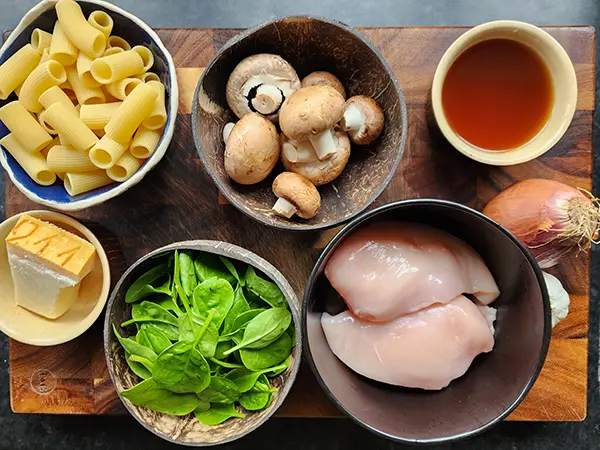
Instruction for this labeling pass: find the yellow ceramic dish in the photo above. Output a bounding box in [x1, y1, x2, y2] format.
[0, 210, 110, 346]
[431, 20, 577, 166]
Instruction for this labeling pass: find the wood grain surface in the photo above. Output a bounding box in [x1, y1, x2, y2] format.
[6, 26, 594, 421]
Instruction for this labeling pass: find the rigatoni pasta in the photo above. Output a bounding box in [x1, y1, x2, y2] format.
[107, 151, 142, 182]
[105, 83, 157, 143]
[132, 46, 154, 72]
[0, 3, 168, 196]
[47, 144, 97, 172]
[49, 21, 78, 66]
[88, 11, 113, 38]
[55, 0, 106, 58]
[89, 135, 129, 168]
[144, 81, 167, 130]
[31, 29, 52, 54]
[0, 101, 52, 152]
[19, 60, 67, 113]
[90, 50, 144, 84]
[76, 51, 101, 88]
[130, 127, 162, 159]
[64, 170, 114, 195]
[0, 133, 56, 186]
[42, 102, 99, 152]
[0, 44, 41, 100]
[79, 102, 122, 130]
[66, 66, 105, 105]
[107, 36, 131, 51]
[106, 77, 141, 100]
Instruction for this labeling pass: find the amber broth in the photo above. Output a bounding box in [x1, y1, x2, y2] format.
[441, 39, 553, 151]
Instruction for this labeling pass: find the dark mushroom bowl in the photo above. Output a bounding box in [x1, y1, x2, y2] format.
[303, 199, 551, 444]
[104, 240, 302, 446]
[192, 16, 407, 231]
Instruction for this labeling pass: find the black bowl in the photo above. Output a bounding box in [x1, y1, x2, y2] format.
[192, 16, 407, 231]
[302, 199, 551, 444]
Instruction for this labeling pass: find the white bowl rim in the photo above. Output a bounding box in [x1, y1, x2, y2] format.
[0, 0, 178, 211]
[0, 210, 111, 346]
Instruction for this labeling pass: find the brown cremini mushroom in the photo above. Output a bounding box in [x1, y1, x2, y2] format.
[279, 85, 345, 161]
[222, 122, 235, 143]
[272, 171, 321, 219]
[301, 71, 346, 99]
[226, 54, 301, 122]
[224, 113, 280, 185]
[340, 95, 384, 145]
[281, 130, 350, 186]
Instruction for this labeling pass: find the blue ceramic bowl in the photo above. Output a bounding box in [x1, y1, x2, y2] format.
[0, 0, 178, 211]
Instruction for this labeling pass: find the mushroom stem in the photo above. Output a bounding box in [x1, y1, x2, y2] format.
[251, 84, 283, 115]
[282, 140, 318, 163]
[341, 103, 365, 131]
[272, 197, 297, 218]
[308, 129, 338, 161]
[222, 122, 235, 143]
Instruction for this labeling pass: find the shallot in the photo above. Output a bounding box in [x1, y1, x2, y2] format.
[483, 179, 599, 268]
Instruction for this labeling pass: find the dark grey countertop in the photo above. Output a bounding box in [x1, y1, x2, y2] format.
[0, 0, 598, 449]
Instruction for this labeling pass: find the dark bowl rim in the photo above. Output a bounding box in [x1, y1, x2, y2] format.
[191, 15, 408, 232]
[301, 198, 552, 445]
[103, 240, 302, 447]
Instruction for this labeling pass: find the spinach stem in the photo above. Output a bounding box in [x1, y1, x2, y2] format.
[193, 308, 216, 348]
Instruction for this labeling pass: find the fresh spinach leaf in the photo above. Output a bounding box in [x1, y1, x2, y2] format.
[192, 279, 234, 330]
[156, 296, 182, 317]
[225, 368, 263, 393]
[179, 314, 218, 358]
[222, 287, 250, 334]
[121, 378, 201, 415]
[251, 374, 278, 394]
[152, 309, 216, 394]
[194, 403, 245, 425]
[113, 324, 158, 367]
[197, 376, 241, 404]
[239, 390, 271, 411]
[126, 263, 171, 303]
[240, 331, 292, 371]
[195, 399, 211, 413]
[179, 251, 197, 297]
[140, 322, 179, 342]
[194, 253, 236, 285]
[265, 355, 292, 377]
[129, 354, 155, 371]
[286, 322, 296, 343]
[137, 327, 171, 354]
[244, 266, 285, 308]
[125, 351, 152, 380]
[223, 308, 291, 355]
[174, 250, 195, 323]
[220, 309, 265, 340]
[214, 341, 233, 360]
[122, 301, 179, 328]
[219, 256, 242, 285]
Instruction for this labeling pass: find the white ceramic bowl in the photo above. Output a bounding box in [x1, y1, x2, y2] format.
[0, 0, 178, 211]
[0, 210, 110, 346]
[431, 20, 577, 166]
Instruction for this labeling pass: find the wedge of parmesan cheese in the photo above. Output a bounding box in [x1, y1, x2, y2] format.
[5, 214, 96, 319]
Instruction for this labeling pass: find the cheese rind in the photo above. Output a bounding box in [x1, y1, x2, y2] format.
[5, 214, 96, 281]
[5, 214, 96, 319]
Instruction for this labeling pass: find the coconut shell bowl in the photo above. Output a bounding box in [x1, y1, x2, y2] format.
[192, 16, 407, 231]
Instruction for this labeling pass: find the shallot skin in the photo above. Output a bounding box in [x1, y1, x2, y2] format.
[483, 179, 598, 268]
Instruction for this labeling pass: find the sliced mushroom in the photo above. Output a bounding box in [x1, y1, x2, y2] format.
[279, 85, 345, 161]
[282, 130, 350, 186]
[224, 113, 280, 185]
[226, 54, 301, 122]
[340, 95, 384, 145]
[272, 171, 321, 219]
[281, 135, 319, 164]
[301, 71, 346, 99]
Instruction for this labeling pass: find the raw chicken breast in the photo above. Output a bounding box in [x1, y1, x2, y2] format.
[325, 221, 500, 322]
[321, 296, 495, 390]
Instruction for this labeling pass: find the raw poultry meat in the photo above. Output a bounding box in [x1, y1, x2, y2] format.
[321, 295, 495, 390]
[325, 221, 500, 322]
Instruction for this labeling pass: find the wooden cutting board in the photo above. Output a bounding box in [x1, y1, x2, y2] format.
[6, 26, 594, 421]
